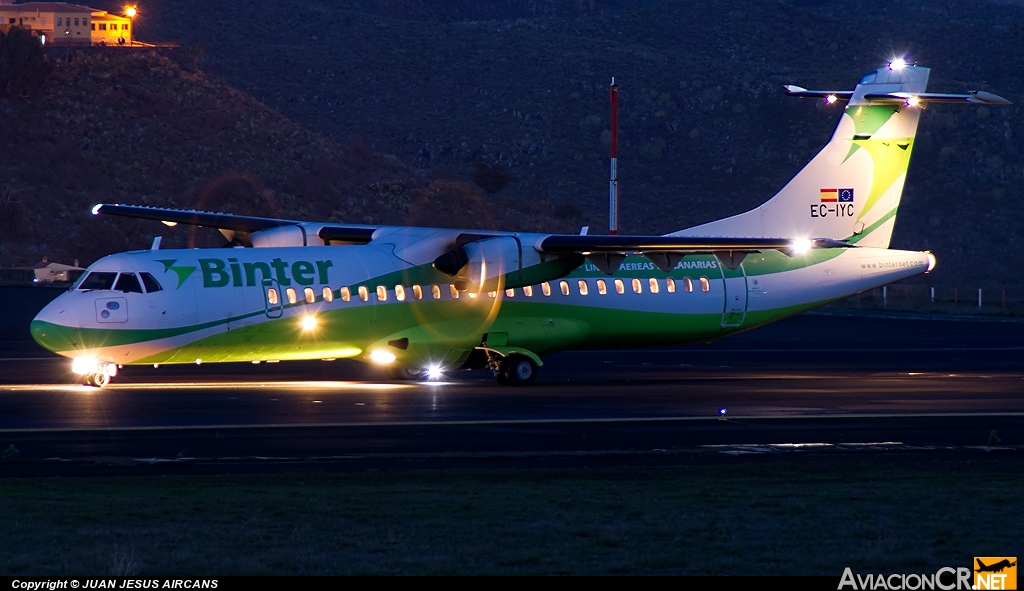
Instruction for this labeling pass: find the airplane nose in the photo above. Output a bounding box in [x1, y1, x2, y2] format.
[30, 299, 77, 356]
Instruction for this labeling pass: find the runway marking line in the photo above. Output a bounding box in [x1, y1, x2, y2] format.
[2, 411, 1023, 434]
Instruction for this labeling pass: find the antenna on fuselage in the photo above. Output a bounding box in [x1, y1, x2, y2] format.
[150, 236, 162, 250]
[609, 76, 619, 236]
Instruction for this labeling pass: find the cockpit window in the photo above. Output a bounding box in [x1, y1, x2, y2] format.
[114, 273, 143, 293]
[79, 272, 118, 291]
[140, 272, 163, 293]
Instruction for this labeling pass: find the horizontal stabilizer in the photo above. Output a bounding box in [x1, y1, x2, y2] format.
[783, 86, 855, 101]
[784, 86, 1011, 106]
[862, 91, 1012, 105]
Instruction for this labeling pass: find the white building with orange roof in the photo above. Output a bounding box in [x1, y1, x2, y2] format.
[0, 2, 133, 46]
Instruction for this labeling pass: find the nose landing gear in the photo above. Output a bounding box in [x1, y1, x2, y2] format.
[73, 359, 117, 388]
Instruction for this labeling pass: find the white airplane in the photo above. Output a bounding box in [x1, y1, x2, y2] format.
[31, 61, 1009, 387]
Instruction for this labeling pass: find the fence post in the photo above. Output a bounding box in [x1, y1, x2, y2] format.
[883, 286, 887, 308]
[930, 287, 935, 303]
[978, 288, 982, 310]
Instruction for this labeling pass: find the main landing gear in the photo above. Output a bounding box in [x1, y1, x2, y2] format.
[489, 353, 537, 386]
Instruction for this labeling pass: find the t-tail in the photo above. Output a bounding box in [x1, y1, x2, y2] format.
[672, 60, 1010, 248]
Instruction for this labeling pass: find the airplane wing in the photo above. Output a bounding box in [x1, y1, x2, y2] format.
[535, 234, 851, 272]
[93, 203, 852, 272]
[92, 204, 377, 245]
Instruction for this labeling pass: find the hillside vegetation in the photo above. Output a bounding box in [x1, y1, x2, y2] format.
[4, 0, 1023, 292]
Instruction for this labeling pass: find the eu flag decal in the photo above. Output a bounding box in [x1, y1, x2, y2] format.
[838, 188, 854, 202]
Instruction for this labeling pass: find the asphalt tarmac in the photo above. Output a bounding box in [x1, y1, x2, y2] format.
[1, 311, 1022, 474]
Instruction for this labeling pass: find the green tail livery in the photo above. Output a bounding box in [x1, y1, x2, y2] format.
[31, 62, 1009, 387]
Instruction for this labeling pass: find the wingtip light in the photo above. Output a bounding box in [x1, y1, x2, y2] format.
[888, 58, 908, 71]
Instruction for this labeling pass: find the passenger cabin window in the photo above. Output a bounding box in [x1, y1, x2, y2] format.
[614, 279, 625, 295]
[683, 277, 694, 293]
[700, 276, 710, 292]
[541, 282, 551, 297]
[649, 278, 660, 294]
[413, 285, 423, 300]
[322, 287, 333, 302]
[395, 285, 406, 301]
[140, 272, 162, 292]
[79, 272, 118, 291]
[596, 279, 607, 295]
[376, 285, 387, 302]
[523, 285, 533, 297]
[114, 273, 143, 293]
[431, 285, 441, 300]
[505, 289, 514, 298]
[559, 281, 570, 296]
[449, 284, 459, 299]
[358, 286, 369, 302]
[304, 287, 315, 304]
[631, 278, 642, 294]
[267, 288, 279, 305]
[286, 288, 297, 304]
[340, 286, 351, 302]
[666, 278, 676, 293]
[577, 280, 588, 296]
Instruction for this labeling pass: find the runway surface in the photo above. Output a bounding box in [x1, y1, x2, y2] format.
[1, 312, 1022, 473]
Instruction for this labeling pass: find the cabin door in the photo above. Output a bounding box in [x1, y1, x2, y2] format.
[720, 263, 748, 327]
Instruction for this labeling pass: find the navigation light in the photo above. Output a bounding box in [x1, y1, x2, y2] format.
[905, 96, 920, 108]
[719, 407, 727, 417]
[824, 94, 838, 104]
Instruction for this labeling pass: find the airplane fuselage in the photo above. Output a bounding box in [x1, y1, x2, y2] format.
[31, 229, 933, 371]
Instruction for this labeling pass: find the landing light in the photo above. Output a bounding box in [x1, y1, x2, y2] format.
[426, 365, 443, 380]
[300, 315, 318, 331]
[905, 96, 920, 107]
[369, 350, 397, 365]
[72, 356, 99, 375]
[791, 238, 813, 254]
[888, 58, 907, 71]
[824, 94, 838, 105]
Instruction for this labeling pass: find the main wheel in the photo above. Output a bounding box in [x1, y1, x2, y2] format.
[504, 354, 537, 386]
[387, 367, 423, 381]
[86, 372, 109, 388]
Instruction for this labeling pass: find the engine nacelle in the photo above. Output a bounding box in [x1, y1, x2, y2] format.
[434, 236, 584, 292]
[248, 225, 327, 248]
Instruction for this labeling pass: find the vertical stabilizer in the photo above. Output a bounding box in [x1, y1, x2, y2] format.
[672, 65, 930, 248]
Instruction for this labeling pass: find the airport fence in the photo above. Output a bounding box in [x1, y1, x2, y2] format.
[827, 284, 1022, 317]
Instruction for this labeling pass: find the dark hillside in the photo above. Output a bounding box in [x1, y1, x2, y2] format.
[93, 0, 1024, 291]
[0, 50, 564, 267]
[4, 0, 1023, 293]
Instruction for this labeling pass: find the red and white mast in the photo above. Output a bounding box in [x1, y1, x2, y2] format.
[609, 77, 619, 235]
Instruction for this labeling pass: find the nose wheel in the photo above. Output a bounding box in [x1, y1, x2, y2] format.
[85, 372, 110, 388]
